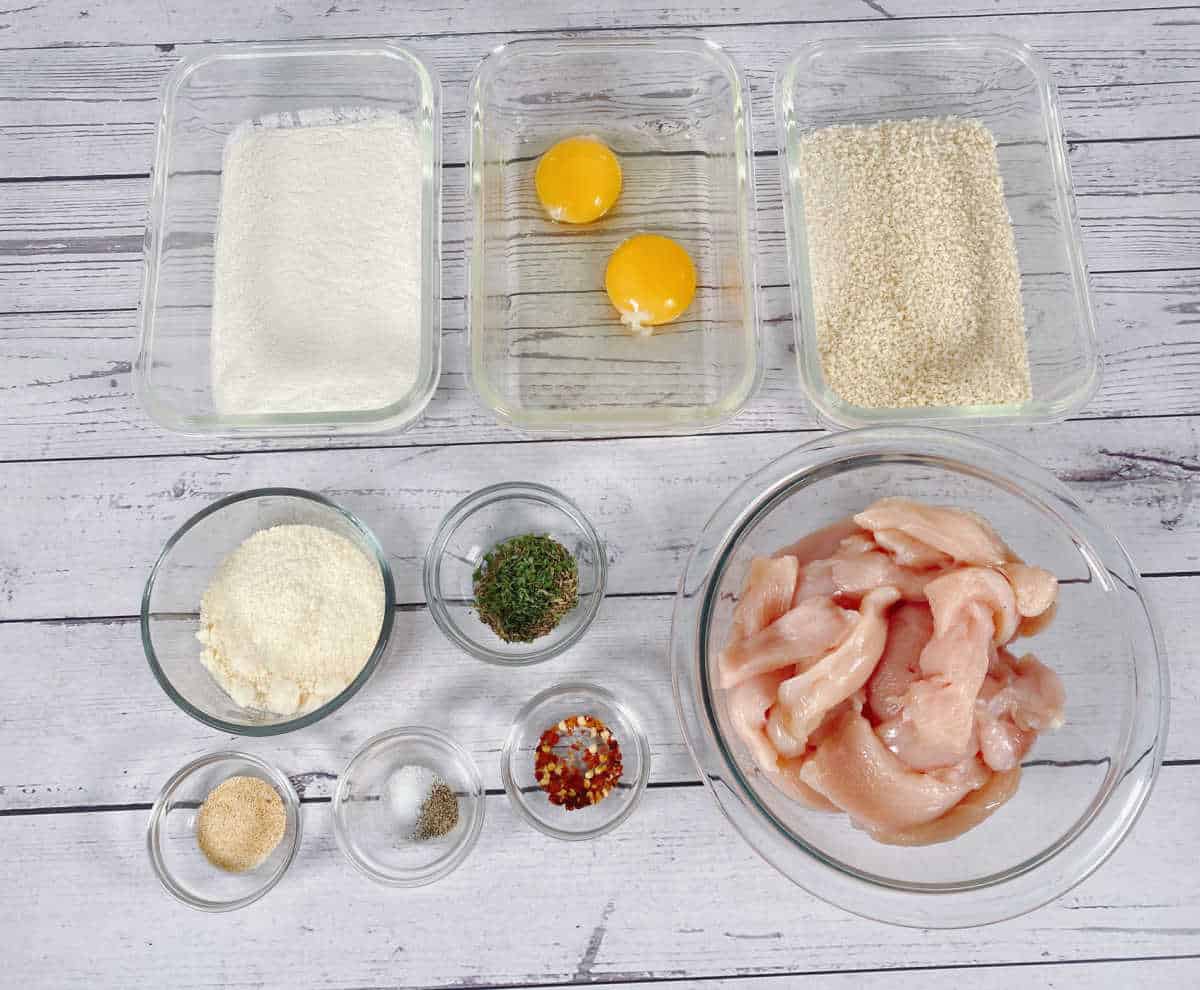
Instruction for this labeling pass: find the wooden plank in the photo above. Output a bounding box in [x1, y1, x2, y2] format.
[0, 0, 1188, 50]
[1, 770, 1196, 986]
[3, 135, 1197, 316]
[2, 10, 1200, 178]
[583, 959, 1200, 990]
[0, 571, 1191, 812]
[3, 270, 1199, 461]
[1, 417, 1197, 623]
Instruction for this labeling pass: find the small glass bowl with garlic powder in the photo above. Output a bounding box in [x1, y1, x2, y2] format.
[148, 751, 302, 912]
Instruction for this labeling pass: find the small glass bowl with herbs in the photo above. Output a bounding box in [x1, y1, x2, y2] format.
[424, 482, 606, 665]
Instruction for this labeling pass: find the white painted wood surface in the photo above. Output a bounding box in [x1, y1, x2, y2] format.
[0, 1, 1198, 988]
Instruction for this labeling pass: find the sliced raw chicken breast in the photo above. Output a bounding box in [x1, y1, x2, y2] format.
[1001, 562, 1059, 618]
[766, 756, 839, 812]
[728, 555, 800, 643]
[925, 566, 1019, 645]
[773, 586, 900, 752]
[866, 603, 935, 722]
[718, 596, 857, 689]
[855, 498, 1011, 567]
[832, 550, 937, 602]
[867, 768, 1021, 846]
[775, 517, 864, 565]
[792, 558, 838, 605]
[799, 706, 990, 830]
[876, 601, 993, 770]
[726, 668, 790, 773]
[975, 652, 1065, 771]
[873, 528, 953, 570]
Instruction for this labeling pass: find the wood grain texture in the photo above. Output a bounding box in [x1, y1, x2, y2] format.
[1, 0, 1190, 50]
[2, 9, 1200, 178]
[2, 271, 1199, 461]
[561, 959, 1200, 989]
[0, 572, 1192, 812]
[2, 771, 1197, 987]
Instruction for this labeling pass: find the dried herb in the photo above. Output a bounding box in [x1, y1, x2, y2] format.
[472, 534, 578, 643]
[535, 713, 623, 811]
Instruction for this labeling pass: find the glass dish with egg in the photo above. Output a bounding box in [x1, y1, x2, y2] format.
[467, 38, 761, 435]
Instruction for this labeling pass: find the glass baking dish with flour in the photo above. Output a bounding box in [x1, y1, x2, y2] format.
[468, 38, 761, 435]
[137, 41, 441, 437]
[777, 36, 1100, 429]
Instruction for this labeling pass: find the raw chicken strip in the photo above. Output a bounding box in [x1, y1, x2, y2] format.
[1001, 562, 1058, 618]
[867, 769, 1021, 846]
[799, 706, 990, 830]
[776, 517, 864, 565]
[876, 601, 992, 770]
[718, 596, 857, 689]
[866, 603, 935, 722]
[726, 669, 790, 772]
[729, 555, 800, 643]
[874, 528, 953, 570]
[855, 498, 1011, 567]
[975, 652, 1065, 771]
[772, 587, 901, 754]
[832, 550, 937, 602]
[792, 559, 838, 605]
[925, 566, 1019, 645]
[766, 756, 839, 812]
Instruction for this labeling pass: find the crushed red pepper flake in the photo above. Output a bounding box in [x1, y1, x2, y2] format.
[534, 713, 623, 811]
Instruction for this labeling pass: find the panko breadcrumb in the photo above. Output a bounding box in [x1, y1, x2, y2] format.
[796, 117, 1032, 409]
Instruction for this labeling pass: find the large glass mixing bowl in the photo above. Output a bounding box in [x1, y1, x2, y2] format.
[670, 427, 1167, 927]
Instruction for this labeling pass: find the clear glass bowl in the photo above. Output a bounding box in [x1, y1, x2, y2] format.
[333, 727, 486, 886]
[501, 682, 651, 840]
[141, 488, 395, 734]
[467, 37, 760, 435]
[424, 482, 607, 665]
[671, 427, 1167, 927]
[147, 751, 302, 912]
[137, 40, 442, 437]
[776, 36, 1100, 429]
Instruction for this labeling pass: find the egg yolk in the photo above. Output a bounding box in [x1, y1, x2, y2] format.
[604, 234, 697, 333]
[535, 136, 622, 224]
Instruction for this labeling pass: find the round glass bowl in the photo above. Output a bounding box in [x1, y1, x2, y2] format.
[670, 426, 1168, 928]
[141, 488, 395, 735]
[501, 682, 650, 840]
[147, 751, 302, 912]
[424, 482, 606, 664]
[332, 727, 486, 886]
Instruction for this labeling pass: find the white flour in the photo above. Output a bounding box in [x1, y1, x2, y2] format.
[197, 524, 386, 715]
[211, 113, 424, 415]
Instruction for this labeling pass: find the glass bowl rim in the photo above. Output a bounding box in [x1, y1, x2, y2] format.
[670, 425, 1168, 926]
[146, 749, 303, 913]
[423, 482, 608, 666]
[331, 725, 487, 887]
[140, 487, 396, 735]
[500, 680, 652, 841]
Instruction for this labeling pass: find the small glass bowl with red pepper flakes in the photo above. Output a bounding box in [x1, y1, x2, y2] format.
[535, 713, 624, 811]
[501, 682, 650, 840]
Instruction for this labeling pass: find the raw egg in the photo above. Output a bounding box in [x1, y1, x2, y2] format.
[604, 233, 697, 333]
[535, 136, 622, 224]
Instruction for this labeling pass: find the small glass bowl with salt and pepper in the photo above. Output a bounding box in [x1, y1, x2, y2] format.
[501, 682, 650, 840]
[333, 726, 486, 886]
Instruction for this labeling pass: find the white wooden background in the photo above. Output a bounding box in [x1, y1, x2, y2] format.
[1, 0, 1198, 987]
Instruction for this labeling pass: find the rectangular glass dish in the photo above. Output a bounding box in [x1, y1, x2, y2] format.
[467, 38, 760, 435]
[777, 36, 1100, 429]
[137, 41, 441, 437]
